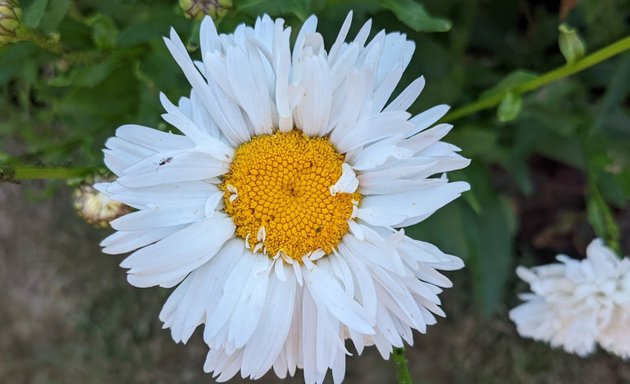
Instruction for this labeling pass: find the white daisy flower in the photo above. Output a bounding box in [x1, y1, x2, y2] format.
[510, 238, 630, 359]
[97, 12, 470, 383]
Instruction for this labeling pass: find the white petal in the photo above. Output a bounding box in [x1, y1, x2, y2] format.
[122, 216, 234, 287]
[163, 30, 251, 146]
[294, 55, 332, 137]
[203, 251, 260, 342]
[117, 151, 229, 188]
[102, 180, 218, 209]
[115, 124, 193, 151]
[353, 19, 373, 49]
[292, 15, 318, 64]
[328, 68, 371, 147]
[350, 136, 414, 171]
[331, 111, 414, 153]
[303, 265, 374, 335]
[159, 239, 242, 343]
[101, 225, 184, 255]
[328, 11, 353, 63]
[189, 90, 221, 138]
[273, 21, 293, 132]
[111, 203, 206, 230]
[330, 163, 359, 195]
[358, 181, 470, 227]
[407, 104, 450, 135]
[200, 16, 221, 59]
[384, 76, 425, 112]
[403, 123, 453, 153]
[227, 256, 272, 348]
[301, 287, 319, 384]
[372, 65, 404, 113]
[242, 271, 297, 378]
[338, 247, 378, 322]
[375, 32, 415, 87]
[225, 44, 273, 135]
[204, 190, 224, 217]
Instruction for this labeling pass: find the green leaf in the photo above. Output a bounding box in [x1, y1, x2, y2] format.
[522, 105, 581, 137]
[235, 0, 311, 20]
[502, 157, 534, 196]
[591, 54, 630, 133]
[379, 0, 451, 32]
[0, 44, 37, 86]
[586, 183, 621, 253]
[49, 58, 121, 88]
[186, 21, 202, 51]
[38, 0, 71, 33]
[465, 165, 516, 315]
[472, 196, 515, 315]
[447, 126, 498, 158]
[116, 8, 185, 48]
[23, 0, 49, 28]
[536, 135, 585, 169]
[497, 92, 522, 122]
[87, 14, 119, 50]
[481, 70, 538, 99]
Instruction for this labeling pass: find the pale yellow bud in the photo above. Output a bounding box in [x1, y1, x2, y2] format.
[73, 178, 130, 228]
[558, 23, 586, 65]
[0, 0, 22, 46]
[179, 0, 232, 21]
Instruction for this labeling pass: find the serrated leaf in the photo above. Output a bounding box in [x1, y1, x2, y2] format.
[380, 0, 451, 32]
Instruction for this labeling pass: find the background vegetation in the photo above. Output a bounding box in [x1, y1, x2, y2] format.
[1, 0, 629, 382]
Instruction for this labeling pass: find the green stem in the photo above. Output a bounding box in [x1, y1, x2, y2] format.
[1, 165, 98, 182]
[19, 28, 64, 54]
[17, 28, 107, 64]
[392, 347, 413, 384]
[444, 34, 630, 122]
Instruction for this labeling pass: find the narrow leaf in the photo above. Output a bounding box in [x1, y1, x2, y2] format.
[23, 0, 48, 28]
[380, 0, 452, 33]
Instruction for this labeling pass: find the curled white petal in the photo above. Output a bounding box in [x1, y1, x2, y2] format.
[330, 163, 359, 196]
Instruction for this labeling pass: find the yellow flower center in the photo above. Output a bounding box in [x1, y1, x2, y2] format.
[221, 131, 360, 261]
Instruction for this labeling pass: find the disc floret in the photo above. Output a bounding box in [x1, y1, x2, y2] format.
[221, 131, 360, 261]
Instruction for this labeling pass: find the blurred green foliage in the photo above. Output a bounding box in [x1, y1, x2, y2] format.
[0, 0, 629, 320]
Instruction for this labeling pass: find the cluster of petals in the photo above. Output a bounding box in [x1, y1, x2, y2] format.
[510, 238, 630, 359]
[97, 11, 470, 383]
